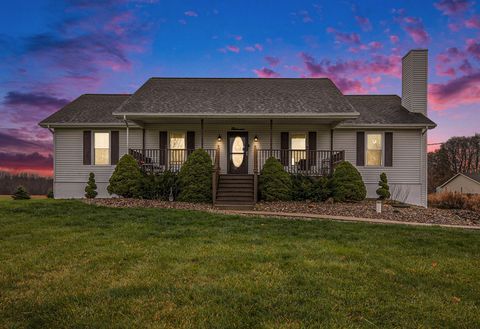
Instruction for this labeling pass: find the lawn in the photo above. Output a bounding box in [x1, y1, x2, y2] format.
[0, 200, 479, 328]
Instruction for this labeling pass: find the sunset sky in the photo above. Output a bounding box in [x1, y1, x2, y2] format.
[1, 0, 479, 176]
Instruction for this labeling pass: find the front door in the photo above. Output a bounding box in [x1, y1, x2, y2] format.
[227, 132, 248, 174]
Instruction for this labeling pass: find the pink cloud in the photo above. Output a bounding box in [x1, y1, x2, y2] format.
[434, 0, 471, 15]
[233, 35, 242, 41]
[389, 35, 399, 44]
[255, 43, 263, 51]
[184, 10, 198, 17]
[264, 56, 280, 66]
[226, 45, 240, 53]
[368, 41, 383, 49]
[429, 71, 480, 110]
[327, 27, 361, 44]
[466, 39, 480, 59]
[405, 25, 429, 44]
[253, 68, 280, 78]
[448, 23, 461, 31]
[364, 76, 381, 85]
[244, 46, 256, 52]
[355, 16, 372, 31]
[178, 19, 187, 25]
[465, 16, 480, 29]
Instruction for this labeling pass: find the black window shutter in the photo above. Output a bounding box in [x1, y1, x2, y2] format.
[356, 131, 365, 166]
[187, 131, 195, 155]
[385, 132, 393, 167]
[159, 131, 167, 166]
[83, 131, 91, 165]
[308, 131, 317, 169]
[111, 131, 119, 165]
[280, 132, 289, 166]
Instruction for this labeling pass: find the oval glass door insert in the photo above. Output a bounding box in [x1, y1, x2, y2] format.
[232, 136, 244, 168]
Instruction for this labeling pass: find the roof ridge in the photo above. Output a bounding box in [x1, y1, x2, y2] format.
[345, 94, 400, 97]
[82, 93, 131, 96]
[147, 77, 332, 80]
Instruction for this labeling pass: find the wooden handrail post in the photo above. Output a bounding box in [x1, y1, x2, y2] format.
[253, 145, 258, 203]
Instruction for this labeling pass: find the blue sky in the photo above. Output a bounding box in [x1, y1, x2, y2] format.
[0, 0, 479, 174]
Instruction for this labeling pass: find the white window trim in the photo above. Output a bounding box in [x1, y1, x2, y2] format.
[93, 131, 111, 166]
[365, 132, 384, 167]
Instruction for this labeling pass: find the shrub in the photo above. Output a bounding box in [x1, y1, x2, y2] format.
[108, 154, 142, 198]
[11, 186, 30, 200]
[310, 176, 332, 202]
[46, 189, 54, 199]
[259, 157, 292, 201]
[136, 171, 179, 200]
[291, 174, 314, 201]
[177, 149, 213, 202]
[376, 172, 391, 200]
[85, 172, 98, 199]
[428, 191, 480, 212]
[331, 161, 366, 202]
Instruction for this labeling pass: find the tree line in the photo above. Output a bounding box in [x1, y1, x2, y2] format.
[428, 134, 480, 193]
[0, 171, 53, 195]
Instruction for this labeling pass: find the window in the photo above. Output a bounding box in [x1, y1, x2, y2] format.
[170, 132, 186, 165]
[94, 132, 110, 165]
[366, 133, 382, 166]
[291, 133, 306, 166]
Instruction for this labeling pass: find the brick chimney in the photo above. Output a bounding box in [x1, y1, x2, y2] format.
[402, 49, 428, 116]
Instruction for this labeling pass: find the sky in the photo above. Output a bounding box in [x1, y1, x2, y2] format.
[0, 0, 479, 176]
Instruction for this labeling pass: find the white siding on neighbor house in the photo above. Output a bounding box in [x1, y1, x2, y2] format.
[54, 128, 142, 198]
[333, 128, 426, 206]
[438, 175, 480, 194]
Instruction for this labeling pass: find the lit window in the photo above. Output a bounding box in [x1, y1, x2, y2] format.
[291, 133, 306, 166]
[170, 132, 186, 164]
[366, 133, 382, 166]
[94, 132, 110, 165]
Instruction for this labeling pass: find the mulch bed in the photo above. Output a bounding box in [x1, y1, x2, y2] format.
[85, 199, 480, 227]
[255, 200, 480, 227]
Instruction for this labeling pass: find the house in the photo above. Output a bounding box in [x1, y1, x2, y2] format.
[39, 49, 436, 207]
[437, 173, 480, 194]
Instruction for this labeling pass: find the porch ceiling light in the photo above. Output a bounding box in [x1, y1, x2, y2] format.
[254, 135, 259, 142]
[217, 134, 222, 142]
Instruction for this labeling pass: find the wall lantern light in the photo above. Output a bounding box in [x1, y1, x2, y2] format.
[254, 135, 259, 142]
[217, 135, 222, 142]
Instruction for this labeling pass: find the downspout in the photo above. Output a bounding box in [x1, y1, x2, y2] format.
[47, 125, 55, 197]
[123, 115, 129, 152]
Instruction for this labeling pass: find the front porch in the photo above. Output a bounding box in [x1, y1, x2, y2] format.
[129, 147, 345, 176]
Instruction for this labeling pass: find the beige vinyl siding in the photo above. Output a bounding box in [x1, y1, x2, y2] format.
[438, 175, 480, 194]
[333, 128, 426, 206]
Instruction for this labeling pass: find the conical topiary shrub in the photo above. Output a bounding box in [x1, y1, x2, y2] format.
[259, 157, 292, 201]
[177, 149, 213, 202]
[85, 172, 98, 199]
[11, 186, 31, 200]
[331, 161, 366, 202]
[376, 172, 391, 200]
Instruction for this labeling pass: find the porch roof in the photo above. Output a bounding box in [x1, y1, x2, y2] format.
[112, 78, 359, 118]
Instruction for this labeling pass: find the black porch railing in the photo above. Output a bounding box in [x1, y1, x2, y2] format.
[129, 148, 217, 173]
[256, 149, 345, 176]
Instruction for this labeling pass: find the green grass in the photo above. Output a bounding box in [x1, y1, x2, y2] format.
[0, 200, 479, 328]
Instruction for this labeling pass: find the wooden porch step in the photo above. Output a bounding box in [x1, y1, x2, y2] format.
[214, 203, 255, 210]
[215, 174, 256, 210]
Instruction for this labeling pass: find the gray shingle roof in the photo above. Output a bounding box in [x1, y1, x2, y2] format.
[113, 78, 358, 116]
[341, 95, 436, 126]
[39, 94, 130, 126]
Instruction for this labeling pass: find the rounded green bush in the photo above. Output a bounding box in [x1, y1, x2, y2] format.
[259, 157, 292, 201]
[177, 149, 213, 202]
[107, 154, 142, 198]
[331, 161, 366, 202]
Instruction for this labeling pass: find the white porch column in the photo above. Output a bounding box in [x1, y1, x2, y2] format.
[124, 115, 129, 151]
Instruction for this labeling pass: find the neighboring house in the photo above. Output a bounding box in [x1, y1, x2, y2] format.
[437, 173, 480, 194]
[39, 49, 436, 207]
